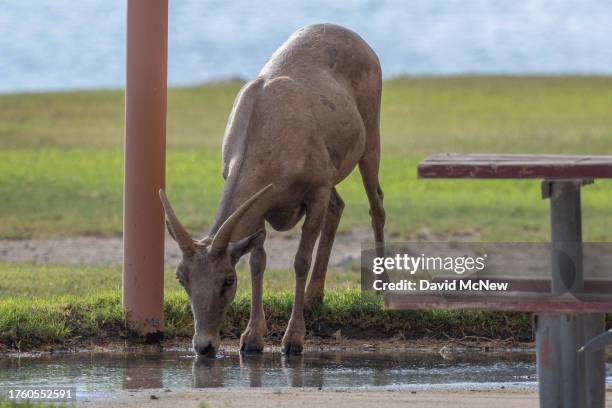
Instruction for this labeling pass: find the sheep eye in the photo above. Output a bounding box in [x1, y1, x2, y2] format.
[223, 278, 235, 287]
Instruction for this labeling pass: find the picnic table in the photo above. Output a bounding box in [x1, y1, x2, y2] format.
[386, 154, 612, 408]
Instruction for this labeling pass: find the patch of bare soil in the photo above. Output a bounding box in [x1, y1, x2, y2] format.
[79, 387, 543, 408]
[0, 229, 376, 270]
[0, 228, 485, 269]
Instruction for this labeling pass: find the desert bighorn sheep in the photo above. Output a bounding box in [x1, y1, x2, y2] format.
[159, 23, 384, 356]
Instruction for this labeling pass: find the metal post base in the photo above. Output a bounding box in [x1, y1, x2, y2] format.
[583, 314, 606, 408]
[537, 181, 607, 408]
[536, 313, 585, 407]
[536, 314, 563, 407]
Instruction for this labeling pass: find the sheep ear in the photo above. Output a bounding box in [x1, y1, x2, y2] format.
[228, 229, 266, 265]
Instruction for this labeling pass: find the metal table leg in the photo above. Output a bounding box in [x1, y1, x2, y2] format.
[538, 180, 606, 408]
[536, 314, 564, 407]
[583, 314, 606, 407]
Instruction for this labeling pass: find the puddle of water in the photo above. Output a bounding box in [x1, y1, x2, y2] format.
[1, 351, 543, 397]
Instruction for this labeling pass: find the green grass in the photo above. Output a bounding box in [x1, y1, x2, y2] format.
[0, 262, 361, 299]
[2, 77, 611, 349]
[0, 263, 533, 351]
[2, 76, 611, 153]
[3, 149, 612, 240]
[2, 76, 612, 240]
[0, 82, 243, 150]
[381, 76, 612, 155]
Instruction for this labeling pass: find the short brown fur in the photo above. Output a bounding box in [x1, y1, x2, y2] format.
[160, 23, 385, 356]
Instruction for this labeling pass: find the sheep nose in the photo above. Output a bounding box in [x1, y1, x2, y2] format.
[194, 342, 217, 357]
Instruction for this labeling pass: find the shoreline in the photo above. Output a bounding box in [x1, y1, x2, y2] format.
[1, 337, 535, 358]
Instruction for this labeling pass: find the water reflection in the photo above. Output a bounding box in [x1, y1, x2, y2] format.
[0, 350, 557, 393]
[123, 353, 163, 390]
[192, 353, 314, 388]
[186, 351, 543, 389]
[193, 356, 225, 388]
[281, 355, 306, 387]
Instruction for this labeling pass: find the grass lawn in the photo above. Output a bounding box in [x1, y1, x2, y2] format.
[0, 262, 532, 350]
[2, 76, 612, 240]
[0, 262, 363, 299]
[1, 76, 611, 350]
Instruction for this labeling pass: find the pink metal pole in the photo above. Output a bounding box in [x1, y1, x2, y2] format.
[122, 0, 168, 337]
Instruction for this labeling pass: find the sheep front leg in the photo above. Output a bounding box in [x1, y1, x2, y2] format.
[282, 187, 330, 354]
[240, 239, 268, 352]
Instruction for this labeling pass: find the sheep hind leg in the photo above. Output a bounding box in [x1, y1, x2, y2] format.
[305, 188, 344, 310]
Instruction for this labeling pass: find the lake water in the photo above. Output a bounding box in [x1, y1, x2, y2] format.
[1, 0, 611, 93]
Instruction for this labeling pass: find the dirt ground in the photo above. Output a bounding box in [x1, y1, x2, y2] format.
[0, 229, 375, 269]
[79, 388, 547, 408]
